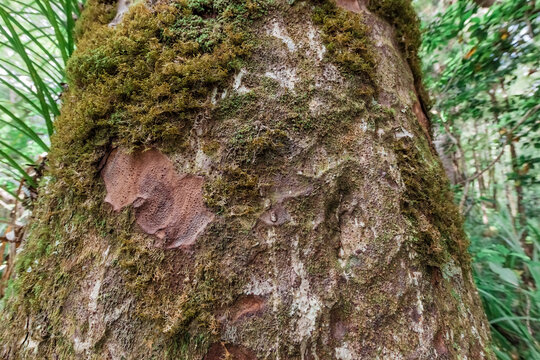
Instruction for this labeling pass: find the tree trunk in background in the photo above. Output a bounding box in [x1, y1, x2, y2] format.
[509, 141, 531, 257]
[0, 0, 493, 359]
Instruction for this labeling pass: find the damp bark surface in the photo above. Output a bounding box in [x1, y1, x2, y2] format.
[0, 0, 493, 359]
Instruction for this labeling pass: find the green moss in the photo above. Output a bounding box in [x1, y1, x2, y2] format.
[201, 140, 221, 155]
[53, 0, 271, 192]
[203, 166, 260, 214]
[312, 0, 376, 95]
[228, 124, 289, 165]
[74, 0, 117, 40]
[393, 120, 468, 267]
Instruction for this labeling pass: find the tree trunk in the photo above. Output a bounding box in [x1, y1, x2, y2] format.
[509, 141, 531, 257]
[0, 0, 493, 359]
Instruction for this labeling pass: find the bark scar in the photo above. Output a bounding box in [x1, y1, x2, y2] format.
[101, 148, 214, 249]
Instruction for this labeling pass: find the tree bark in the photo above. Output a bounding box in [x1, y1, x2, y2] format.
[0, 0, 493, 359]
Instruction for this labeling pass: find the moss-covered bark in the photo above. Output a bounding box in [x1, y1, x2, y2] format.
[0, 0, 493, 359]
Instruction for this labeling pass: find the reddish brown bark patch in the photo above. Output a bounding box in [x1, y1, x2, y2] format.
[434, 330, 449, 356]
[102, 148, 214, 248]
[231, 295, 265, 322]
[330, 305, 354, 343]
[412, 100, 433, 145]
[204, 343, 257, 360]
[336, 0, 361, 13]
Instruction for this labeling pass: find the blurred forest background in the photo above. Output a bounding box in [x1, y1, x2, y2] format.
[0, 0, 538, 358]
[415, 0, 539, 358]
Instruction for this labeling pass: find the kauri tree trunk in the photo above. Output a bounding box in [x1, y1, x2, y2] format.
[0, 0, 494, 359]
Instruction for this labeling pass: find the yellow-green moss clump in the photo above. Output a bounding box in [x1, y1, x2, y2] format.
[393, 117, 468, 268]
[53, 0, 270, 192]
[312, 0, 376, 94]
[204, 167, 260, 214]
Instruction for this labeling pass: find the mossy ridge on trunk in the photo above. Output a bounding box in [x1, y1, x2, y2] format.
[0, 0, 493, 359]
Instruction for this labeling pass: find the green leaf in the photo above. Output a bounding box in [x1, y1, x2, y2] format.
[488, 263, 519, 287]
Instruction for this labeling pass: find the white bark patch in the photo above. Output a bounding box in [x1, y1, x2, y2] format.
[307, 25, 326, 61]
[289, 237, 321, 340]
[335, 342, 359, 360]
[25, 338, 39, 353]
[88, 278, 102, 313]
[407, 270, 429, 349]
[233, 69, 250, 94]
[195, 149, 212, 172]
[268, 21, 296, 52]
[359, 120, 368, 132]
[109, 0, 142, 27]
[244, 278, 273, 296]
[395, 127, 413, 139]
[210, 87, 218, 105]
[264, 67, 297, 90]
[73, 246, 113, 355]
[73, 337, 90, 353]
[257, 228, 284, 312]
[266, 227, 276, 245]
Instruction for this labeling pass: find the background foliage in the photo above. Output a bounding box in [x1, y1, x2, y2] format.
[0, 0, 538, 358]
[0, 0, 83, 296]
[416, 0, 539, 358]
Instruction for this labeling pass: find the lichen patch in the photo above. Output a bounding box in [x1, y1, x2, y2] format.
[289, 237, 321, 340]
[233, 69, 251, 94]
[264, 67, 298, 90]
[307, 24, 326, 61]
[268, 20, 296, 52]
[335, 341, 359, 360]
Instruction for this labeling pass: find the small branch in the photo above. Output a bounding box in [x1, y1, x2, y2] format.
[0, 236, 21, 243]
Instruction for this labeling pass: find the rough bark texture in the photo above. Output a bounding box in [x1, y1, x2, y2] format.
[0, 0, 493, 359]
